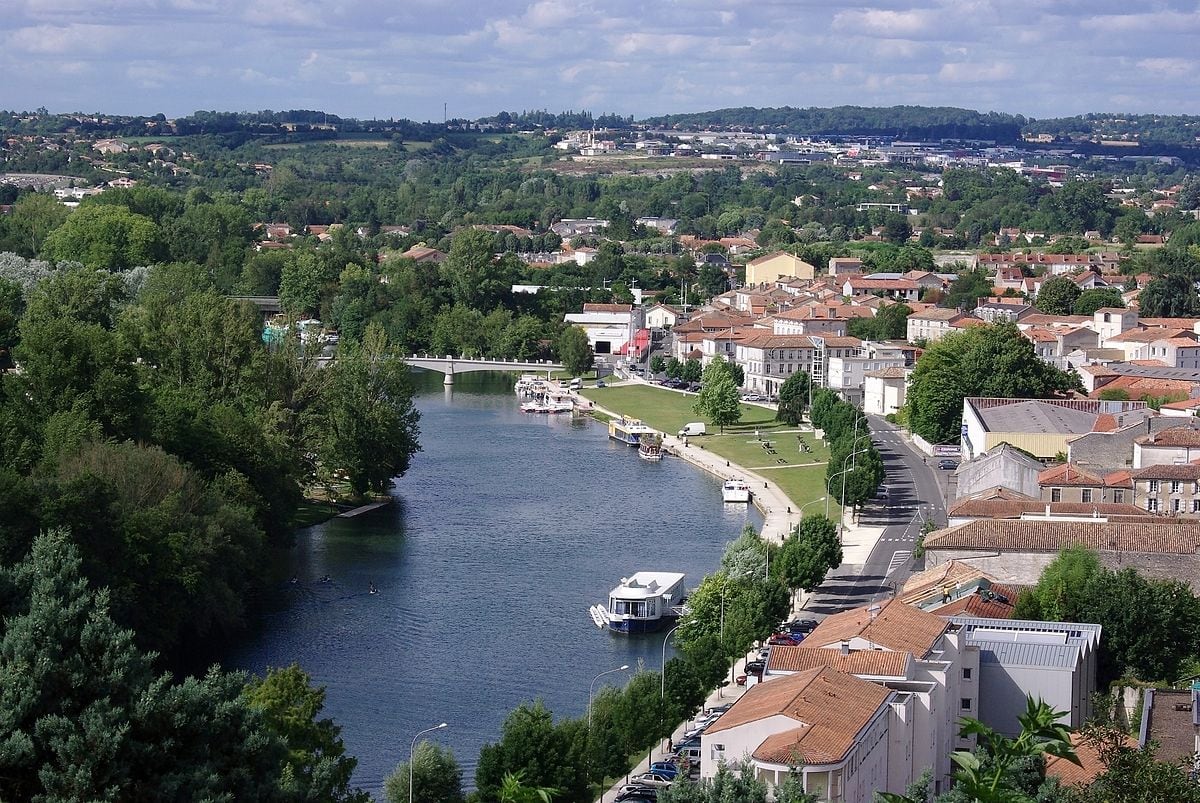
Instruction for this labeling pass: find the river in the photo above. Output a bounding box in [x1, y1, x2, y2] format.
[225, 371, 761, 797]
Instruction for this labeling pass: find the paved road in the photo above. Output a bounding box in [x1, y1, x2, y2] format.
[803, 414, 950, 616]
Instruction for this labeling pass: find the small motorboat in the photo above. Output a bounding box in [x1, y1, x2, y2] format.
[722, 479, 751, 503]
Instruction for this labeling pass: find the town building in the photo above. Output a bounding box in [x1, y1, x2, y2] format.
[745, 252, 816, 286]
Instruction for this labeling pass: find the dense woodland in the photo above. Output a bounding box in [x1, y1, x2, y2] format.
[4, 105, 1200, 800]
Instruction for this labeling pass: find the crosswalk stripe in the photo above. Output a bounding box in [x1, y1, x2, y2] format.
[886, 550, 912, 575]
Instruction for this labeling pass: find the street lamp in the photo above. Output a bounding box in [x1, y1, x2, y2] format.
[826, 446, 872, 519]
[588, 665, 630, 732]
[409, 722, 448, 803]
[799, 495, 827, 519]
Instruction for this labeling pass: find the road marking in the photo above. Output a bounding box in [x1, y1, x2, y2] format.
[886, 551, 911, 575]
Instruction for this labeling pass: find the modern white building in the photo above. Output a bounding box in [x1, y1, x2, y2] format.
[863, 366, 909, 416]
[562, 303, 644, 357]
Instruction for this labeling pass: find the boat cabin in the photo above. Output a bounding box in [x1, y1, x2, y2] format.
[605, 571, 686, 634]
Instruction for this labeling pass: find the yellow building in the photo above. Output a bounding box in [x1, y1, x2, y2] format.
[745, 251, 816, 286]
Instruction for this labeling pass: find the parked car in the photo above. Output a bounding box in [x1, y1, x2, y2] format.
[937, 459, 959, 470]
[768, 633, 803, 646]
[784, 618, 818, 634]
[744, 660, 766, 677]
[616, 791, 657, 803]
[757, 646, 771, 661]
[595, 380, 606, 388]
[630, 772, 675, 787]
[648, 761, 678, 778]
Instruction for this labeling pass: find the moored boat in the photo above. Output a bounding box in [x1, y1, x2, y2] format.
[608, 416, 656, 446]
[722, 479, 751, 503]
[593, 572, 686, 634]
[638, 433, 663, 461]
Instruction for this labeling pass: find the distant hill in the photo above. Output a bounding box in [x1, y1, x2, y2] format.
[1022, 112, 1200, 147]
[637, 105, 1029, 143]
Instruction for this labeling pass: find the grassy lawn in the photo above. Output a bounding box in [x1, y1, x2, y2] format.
[581, 384, 838, 517]
[291, 499, 339, 529]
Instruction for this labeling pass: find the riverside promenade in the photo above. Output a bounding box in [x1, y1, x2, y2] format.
[587, 392, 886, 802]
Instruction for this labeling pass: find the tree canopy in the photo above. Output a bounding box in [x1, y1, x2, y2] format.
[906, 322, 1083, 444]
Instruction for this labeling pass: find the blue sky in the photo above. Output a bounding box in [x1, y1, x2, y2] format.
[4, 0, 1200, 121]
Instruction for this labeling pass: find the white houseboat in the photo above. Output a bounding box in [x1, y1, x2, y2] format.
[638, 433, 664, 461]
[590, 572, 686, 634]
[608, 416, 657, 446]
[722, 479, 751, 503]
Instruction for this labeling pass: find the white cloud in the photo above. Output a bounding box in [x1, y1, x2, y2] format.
[938, 61, 1015, 83]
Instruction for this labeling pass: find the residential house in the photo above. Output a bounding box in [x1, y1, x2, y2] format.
[863, 366, 908, 416]
[745, 251, 816, 286]
[735, 334, 818, 396]
[828, 256, 864, 276]
[635, 216, 678, 235]
[907, 308, 969, 343]
[974, 298, 1033, 324]
[1133, 426, 1200, 467]
[645, 303, 684, 330]
[842, 276, 921, 302]
[1068, 412, 1199, 472]
[1131, 461, 1200, 515]
[400, 245, 448, 264]
[1038, 463, 1133, 505]
[1136, 686, 1200, 773]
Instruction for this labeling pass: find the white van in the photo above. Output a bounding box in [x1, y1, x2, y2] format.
[569, 377, 583, 390]
[678, 422, 706, 437]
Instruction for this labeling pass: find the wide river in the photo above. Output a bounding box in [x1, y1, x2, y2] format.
[226, 371, 761, 797]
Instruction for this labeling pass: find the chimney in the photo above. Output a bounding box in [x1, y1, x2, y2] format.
[840, 641, 850, 656]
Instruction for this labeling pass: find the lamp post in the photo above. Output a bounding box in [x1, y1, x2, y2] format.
[409, 722, 448, 803]
[799, 495, 827, 520]
[588, 665, 630, 732]
[826, 446, 872, 519]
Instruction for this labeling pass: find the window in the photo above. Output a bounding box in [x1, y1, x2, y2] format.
[1193, 499, 1200, 513]
[961, 698, 973, 711]
[1113, 490, 1125, 503]
[1174, 498, 1182, 514]
[1081, 489, 1092, 503]
[963, 667, 973, 680]
[1148, 498, 1159, 512]
[1172, 481, 1182, 494]
[1050, 488, 1062, 502]
[1150, 480, 1160, 493]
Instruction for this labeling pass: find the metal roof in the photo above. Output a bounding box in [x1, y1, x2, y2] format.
[976, 641, 1080, 669]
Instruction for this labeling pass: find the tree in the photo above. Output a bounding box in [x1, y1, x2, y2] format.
[0, 530, 288, 802]
[440, 228, 516, 310]
[556, 325, 593, 377]
[880, 698, 1077, 803]
[1068, 721, 1200, 803]
[5, 192, 69, 257]
[1034, 276, 1082, 315]
[680, 358, 702, 383]
[694, 358, 742, 432]
[1072, 288, 1124, 316]
[474, 702, 586, 803]
[665, 357, 683, 379]
[650, 355, 666, 374]
[303, 322, 421, 496]
[40, 203, 165, 270]
[383, 741, 464, 803]
[776, 371, 810, 425]
[1137, 273, 1200, 318]
[943, 268, 993, 311]
[721, 524, 768, 580]
[773, 515, 842, 597]
[1012, 546, 1101, 623]
[874, 302, 914, 340]
[245, 665, 370, 803]
[906, 323, 1083, 444]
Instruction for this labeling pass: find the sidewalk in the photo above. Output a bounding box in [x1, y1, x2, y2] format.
[588, 401, 888, 801]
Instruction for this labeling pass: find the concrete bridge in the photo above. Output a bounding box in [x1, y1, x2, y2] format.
[406, 354, 564, 385]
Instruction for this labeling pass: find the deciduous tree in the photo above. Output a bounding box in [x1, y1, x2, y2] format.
[555, 325, 593, 377]
[1034, 276, 1083, 315]
[694, 357, 742, 432]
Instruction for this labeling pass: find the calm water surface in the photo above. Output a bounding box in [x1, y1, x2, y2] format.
[226, 371, 761, 796]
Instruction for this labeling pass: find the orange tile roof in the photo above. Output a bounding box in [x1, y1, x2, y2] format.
[766, 646, 911, 677]
[705, 667, 891, 767]
[1038, 463, 1105, 487]
[947, 498, 1149, 520]
[902, 560, 995, 598]
[930, 583, 1021, 619]
[923, 519, 1200, 555]
[805, 599, 949, 658]
[1045, 733, 1136, 787]
[1136, 427, 1200, 447]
